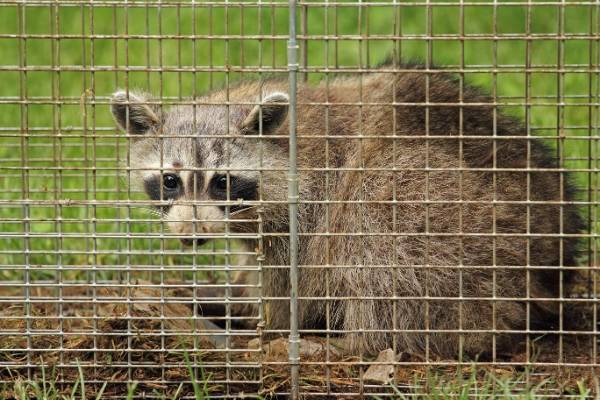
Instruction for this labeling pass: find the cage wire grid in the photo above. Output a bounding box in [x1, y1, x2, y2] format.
[0, 0, 599, 399]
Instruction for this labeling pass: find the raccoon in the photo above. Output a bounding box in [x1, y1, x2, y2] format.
[110, 66, 586, 359]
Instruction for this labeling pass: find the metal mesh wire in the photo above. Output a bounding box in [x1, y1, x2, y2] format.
[0, 1, 599, 398]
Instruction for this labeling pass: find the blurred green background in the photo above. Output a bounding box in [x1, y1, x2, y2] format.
[0, 1, 599, 280]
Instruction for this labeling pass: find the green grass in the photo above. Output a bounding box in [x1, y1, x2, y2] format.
[4, 361, 597, 399]
[0, 2, 599, 398]
[4, 353, 211, 400]
[377, 365, 597, 400]
[0, 3, 599, 272]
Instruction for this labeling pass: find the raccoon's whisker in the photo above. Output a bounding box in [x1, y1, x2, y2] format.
[149, 210, 166, 218]
[130, 206, 166, 219]
[143, 208, 165, 218]
[228, 206, 257, 216]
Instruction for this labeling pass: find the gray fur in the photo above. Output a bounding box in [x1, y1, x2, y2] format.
[111, 68, 585, 359]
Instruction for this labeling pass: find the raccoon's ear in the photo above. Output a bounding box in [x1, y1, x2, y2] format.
[110, 90, 160, 135]
[240, 92, 289, 135]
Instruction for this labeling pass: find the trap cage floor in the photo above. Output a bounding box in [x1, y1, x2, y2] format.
[1, 0, 600, 398]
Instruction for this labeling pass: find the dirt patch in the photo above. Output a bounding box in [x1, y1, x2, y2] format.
[0, 285, 597, 399]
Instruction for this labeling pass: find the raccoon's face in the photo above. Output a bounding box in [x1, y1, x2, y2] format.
[110, 90, 289, 246]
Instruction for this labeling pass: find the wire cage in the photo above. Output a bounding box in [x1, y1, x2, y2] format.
[0, 0, 599, 398]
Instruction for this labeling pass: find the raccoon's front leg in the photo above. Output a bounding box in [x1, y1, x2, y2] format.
[197, 253, 259, 330]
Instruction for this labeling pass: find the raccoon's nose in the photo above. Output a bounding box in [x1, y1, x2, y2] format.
[180, 238, 208, 247]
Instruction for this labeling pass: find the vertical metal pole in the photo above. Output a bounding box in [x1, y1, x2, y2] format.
[287, 1, 300, 399]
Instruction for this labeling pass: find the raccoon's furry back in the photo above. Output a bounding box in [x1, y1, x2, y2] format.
[116, 66, 587, 359]
[245, 68, 586, 358]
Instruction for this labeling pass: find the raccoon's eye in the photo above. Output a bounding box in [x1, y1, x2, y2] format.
[163, 174, 180, 190]
[213, 175, 229, 191]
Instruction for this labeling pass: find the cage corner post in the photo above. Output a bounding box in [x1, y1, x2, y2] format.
[287, 0, 300, 398]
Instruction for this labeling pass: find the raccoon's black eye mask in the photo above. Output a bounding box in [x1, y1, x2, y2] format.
[142, 171, 257, 214]
[213, 175, 229, 192]
[209, 174, 257, 201]
[144, 174, 184, 211]
[210, 174, 258, 214]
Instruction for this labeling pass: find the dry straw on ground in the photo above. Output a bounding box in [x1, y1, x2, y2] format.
[0, 284, 597, 398]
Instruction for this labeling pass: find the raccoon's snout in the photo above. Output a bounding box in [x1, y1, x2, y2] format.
[167, 204, 225, 246]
